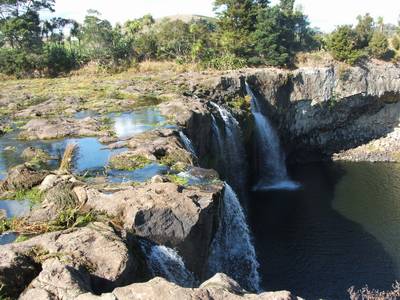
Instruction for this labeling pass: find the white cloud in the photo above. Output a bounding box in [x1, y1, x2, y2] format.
[48, 0, 400, 32]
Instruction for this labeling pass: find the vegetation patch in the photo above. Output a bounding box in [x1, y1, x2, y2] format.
[167, 174, 189, 186]
[14, 187, 44, 207]
[109, 153, 152, 171]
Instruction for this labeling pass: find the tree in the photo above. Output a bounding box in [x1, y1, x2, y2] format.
[0, 0, 55, 50]
[327, 25, 365, 65]
[213, 0, 269, 58]
[355, 13, 374, 48]
[81, 10, 113, 58]
[155, 19, 192, 60]
[253, 0, 318, 66]
[368, 31, 393, 59]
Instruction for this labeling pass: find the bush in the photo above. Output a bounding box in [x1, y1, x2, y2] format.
[202, 53, 247, 70]
[327, 25, 366, 65]
[393, 36, 400, 51]
[42, 43, 83, 77]
[368, 31, 394, 60]
[0, 48, 42, 78]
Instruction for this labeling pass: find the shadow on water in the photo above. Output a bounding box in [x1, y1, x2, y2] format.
[248, 162, 398, 300]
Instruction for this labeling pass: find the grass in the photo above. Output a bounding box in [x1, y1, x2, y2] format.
[14, 187, 43, 206]
[109, 153, 151, 171]
[0, 61, 190, 118]
[1, 208, 98, 235]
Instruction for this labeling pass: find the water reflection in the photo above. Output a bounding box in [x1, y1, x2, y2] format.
[0, 200, 31, 218]
[249, 162, 399, 300]
[111, 109, 166, 139]
[0, 108, 169, 179]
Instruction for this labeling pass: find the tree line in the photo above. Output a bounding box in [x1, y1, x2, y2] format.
[0, 0, 399, 77]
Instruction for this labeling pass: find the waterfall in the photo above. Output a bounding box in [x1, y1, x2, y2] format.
[179, 131, 197, 158]
[210, 102, 247, 196]
[140, 241, 196, 288]
[246, 84, 299, 191]
[207, 183, 261, 292]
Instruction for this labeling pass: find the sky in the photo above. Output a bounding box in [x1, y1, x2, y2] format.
[48, 0, 400, 32]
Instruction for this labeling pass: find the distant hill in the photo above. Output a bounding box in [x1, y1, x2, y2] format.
[156, 14, 216, 23]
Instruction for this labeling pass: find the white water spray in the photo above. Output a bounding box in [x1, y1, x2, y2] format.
[179, 131, 197, 158]
[246, 84, 299, 191]
[207, 183, 261, 292]
[210, 102, 247, 195]
[141, 241, 196, 288]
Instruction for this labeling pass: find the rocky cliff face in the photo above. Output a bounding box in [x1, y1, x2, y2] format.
[195, 61, 400, 162]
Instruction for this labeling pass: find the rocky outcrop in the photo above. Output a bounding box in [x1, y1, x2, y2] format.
[0, 223, 147, 298]
[197, 61, 400, 162]
[76, 273, 301, 300]
[108, 128, 195, 170]
[0, 164, 48, 194]
[85, 181, 223, 279]
[159, 98, 213, 160]
[19, 117, 108, 140]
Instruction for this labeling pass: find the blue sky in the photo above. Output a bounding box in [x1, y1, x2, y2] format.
[49, 0, 400, 32]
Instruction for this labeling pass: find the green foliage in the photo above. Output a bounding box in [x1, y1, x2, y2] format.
[202, 53, 246, 70]
[392, 36, 400, 51]
[15, 235, 29, 242]
[42, 43, 82, 76]
[49, 208, 95, 230]
[14, 187, 43, 206]
[355, 14, 375, 48]
[368, 31, 394, 60]
[327, 25, 366, 65]
[167, 174, 189, 186]
[214, 0, 268, 58]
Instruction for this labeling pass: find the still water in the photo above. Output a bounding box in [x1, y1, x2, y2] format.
[249, 162, 400, 300]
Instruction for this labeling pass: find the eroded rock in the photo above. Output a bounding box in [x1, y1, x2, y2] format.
[19, 117, 107, 140]
[0, 164, 48, 193]
[76, 273, 301, 300]
[86, 182, 223, 278]
[0, 223, 145, 298]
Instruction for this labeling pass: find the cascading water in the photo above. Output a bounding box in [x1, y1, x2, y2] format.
[179, 131, 197, 158]
[207, 183, 261, 292]
[140, 240, 196, 288]
[209, 102, 247, 196]
[246, 84, 299, 191]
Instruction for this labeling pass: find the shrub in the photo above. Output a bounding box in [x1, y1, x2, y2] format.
[202, 53, 247, 70]
[392, 36, 400, 51]
[0, 48, 42, 78]
[368, 31, 395, 60]
[327, 25, 366, 65]
[42, 43, 82, 77]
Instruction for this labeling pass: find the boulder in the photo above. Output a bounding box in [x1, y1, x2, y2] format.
[86, 182, 224, 278]
[19, 259, 93, 300]
[0, 223, 145, 297]
[0, 248, 41, 298]
[76, 273, 302, 300]
[0, 164, 48, 193]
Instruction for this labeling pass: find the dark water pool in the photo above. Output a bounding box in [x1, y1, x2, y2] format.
[248, 162, 400, 300]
